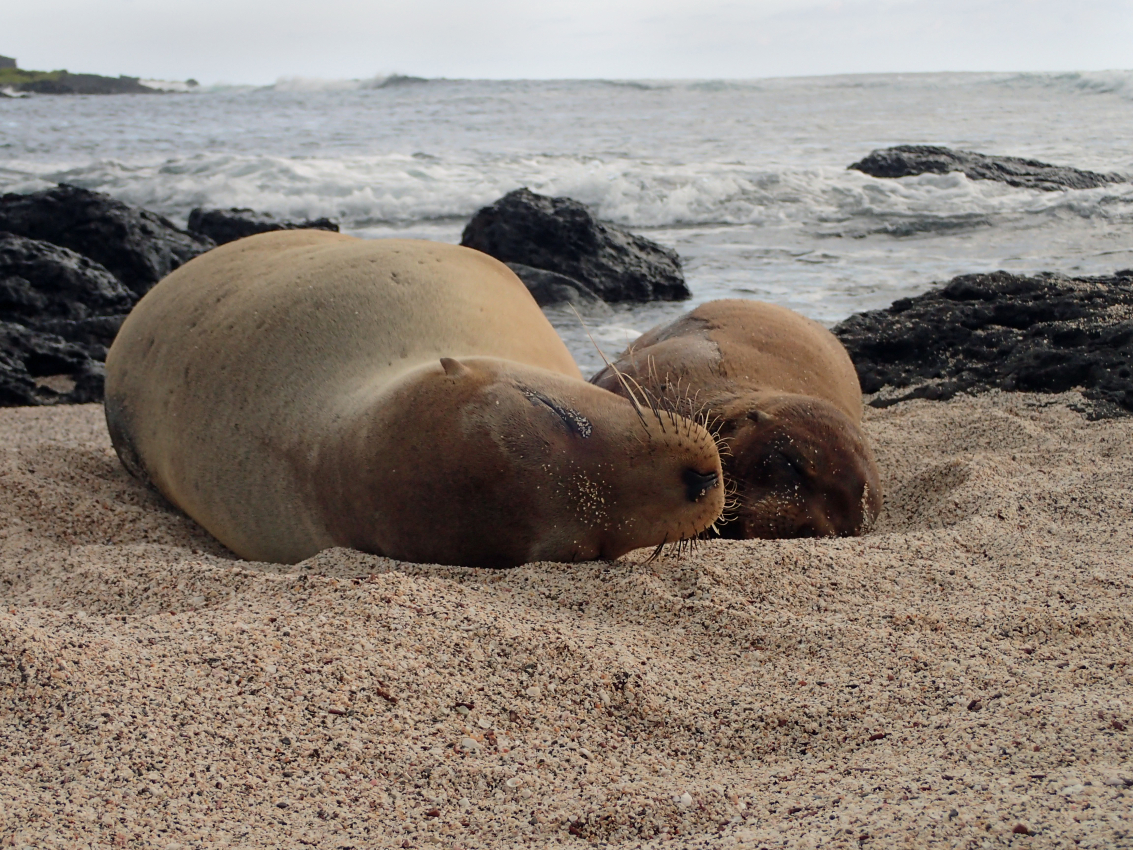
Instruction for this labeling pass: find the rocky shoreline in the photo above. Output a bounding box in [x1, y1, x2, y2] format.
[0, 73, 165, 96]
[834, 270, 1133, 419]
[0, 186, 217, 404]
[2, 183, 1132, 417]
[0, 56, 196, 96]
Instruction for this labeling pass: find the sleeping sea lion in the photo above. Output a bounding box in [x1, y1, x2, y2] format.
[104, 231, 723, 566]
[591, 299, 881, 539]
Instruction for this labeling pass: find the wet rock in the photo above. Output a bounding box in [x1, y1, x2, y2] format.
[834, 270, 1133, 418]
[849, 145, 1125, 191]
[461, 188, 688, 302]
[504, 262, 605, 307]
[187, 207, 340, 246]
[0, 184, 213, 297]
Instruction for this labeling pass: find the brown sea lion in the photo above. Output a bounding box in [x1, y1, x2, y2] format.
[590, 299, 881, 539]
[104, 231, 723, 567]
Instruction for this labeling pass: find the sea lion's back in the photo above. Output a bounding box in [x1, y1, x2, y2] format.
[104, 231, 581, 559]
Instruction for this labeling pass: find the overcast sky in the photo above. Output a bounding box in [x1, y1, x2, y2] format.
[6, 0, 1132, 85]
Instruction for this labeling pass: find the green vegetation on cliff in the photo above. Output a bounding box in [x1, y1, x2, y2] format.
[0, 67, 158, 95]
[0, 68, 65, 85]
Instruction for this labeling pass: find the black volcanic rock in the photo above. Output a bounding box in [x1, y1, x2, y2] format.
[833, 270, 1133, 418]
[461, 188, 689, 302]
[0, 232, 135, 325]
[187, 207, 340, 246]
[849, 145, 1125, 192]
[504, 262, 605, 307]
[0, 233, 136, 406]
[32, 314, 129, 355]
[0, 321, 105, 406]
[0, 184, 214, 297]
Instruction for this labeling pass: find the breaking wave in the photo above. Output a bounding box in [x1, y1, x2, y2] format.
[267, 74, 430, 93]
[986, 70, 1133, 101]
[3, 69, 1132, 340]
[3, 151, 1130, 235]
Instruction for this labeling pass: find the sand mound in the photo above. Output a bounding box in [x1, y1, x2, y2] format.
[1, 394, 1130, 848]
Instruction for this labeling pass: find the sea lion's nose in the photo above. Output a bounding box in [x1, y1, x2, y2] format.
[682, 468, 719, 502]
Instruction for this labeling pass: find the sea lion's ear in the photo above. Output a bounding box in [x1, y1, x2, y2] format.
[440, 357, 471, 378]
[747, 408, 774, 424]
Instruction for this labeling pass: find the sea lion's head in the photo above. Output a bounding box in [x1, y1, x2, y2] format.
[713, 392, 881, 539]
[328, 357, 724, 568]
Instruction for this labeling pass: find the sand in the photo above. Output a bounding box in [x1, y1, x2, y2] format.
[1, 392, 1130, 849]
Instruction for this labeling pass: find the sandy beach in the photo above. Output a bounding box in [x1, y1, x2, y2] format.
[1, 392, 1130, 848]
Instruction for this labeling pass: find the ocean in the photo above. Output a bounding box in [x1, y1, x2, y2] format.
[3, 71, 1132, 373]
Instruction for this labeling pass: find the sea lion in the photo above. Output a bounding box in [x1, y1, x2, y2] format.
[590, 299, 881, 539]
[104, 231, 723, 567]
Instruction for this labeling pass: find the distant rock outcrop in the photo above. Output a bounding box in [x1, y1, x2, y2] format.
[366, 74, 429, 88]
[0, 185, 213, 297]
[4, 72, 159, 96]
[1, 59, 195, 95]
[834, 270, 1133, 418]
[0, 232, 136, 406]
[461, 188, 689, 302]
[849, 145, 1125, 192]
[187, 207, 339, 246]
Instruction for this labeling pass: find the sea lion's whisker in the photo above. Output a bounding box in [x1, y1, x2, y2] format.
[620, 371, 668, 434]
[714, 433, 735, 460]
[569, 304, 653, 432]
[645, 387, 664, 424]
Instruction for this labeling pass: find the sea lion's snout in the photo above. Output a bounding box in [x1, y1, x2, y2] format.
[683, 468, 720, 502]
